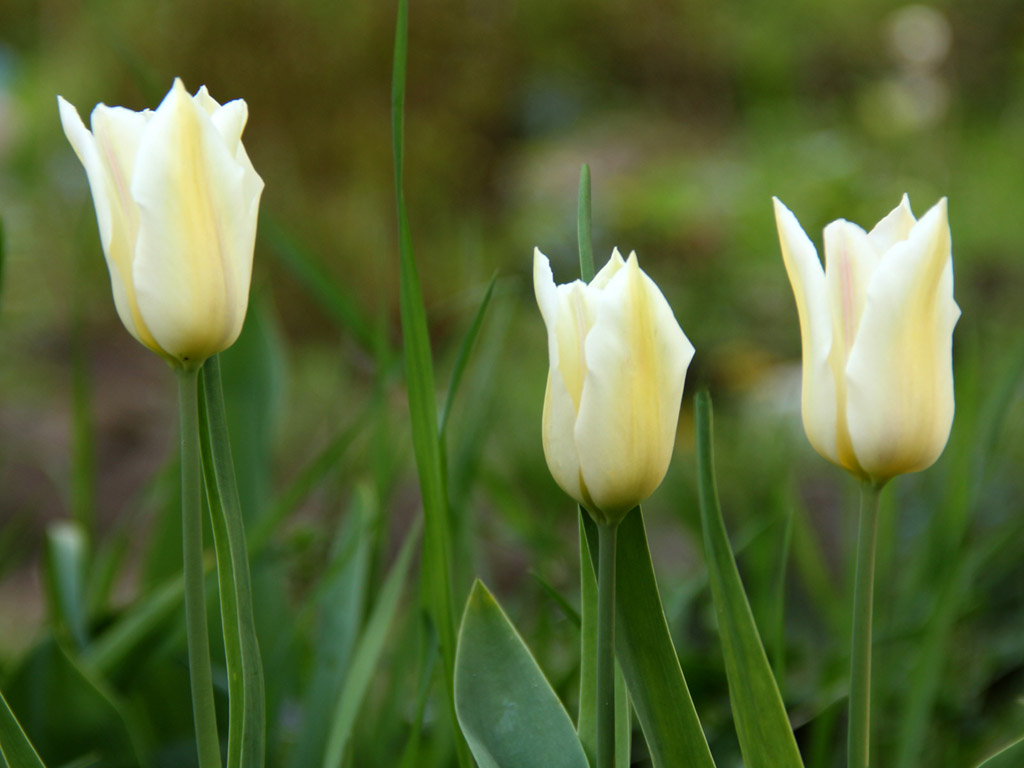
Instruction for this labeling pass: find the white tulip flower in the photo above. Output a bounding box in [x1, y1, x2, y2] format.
[534, 248, 695, 524]
[773, 196, 960, 483]
[59, 78, 263, 369]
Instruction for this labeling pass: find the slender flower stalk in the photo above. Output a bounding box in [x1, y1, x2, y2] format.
[177, 367, 221, 768]
[848, 481, 883, 768]
[596, 521, 618, 768]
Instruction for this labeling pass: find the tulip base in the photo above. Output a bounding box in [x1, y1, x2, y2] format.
[848, 480, 884, 768]
[177, 367, 222, 768]
[597, 521, 618, 768]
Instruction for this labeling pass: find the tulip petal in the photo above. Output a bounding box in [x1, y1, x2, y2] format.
[574, 253, 694, 517]
[773, 198, 840, 466]
[130, 79, 258, 364]
[58, 97, 159, 350]
[867, 194, 915, 255]
[590, 247, 626, 289]
[534, 249, 586, 504]
[846, 198, 959, 479]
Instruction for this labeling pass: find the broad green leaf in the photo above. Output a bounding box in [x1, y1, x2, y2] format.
[199, 355, 266, 768]
[454, 580, 590, 768]
[5, 638, 141, 765]
[694, 391, 803, 768]
[391, 1, 468, 764]
[290, 485, 376, 768]
[43, 522, 89, 650]
[577, 512, 630, 768]
[0, 687, 46, 768]
[582, 511, 716, 768]
[321, 515, 422, 768]
[976, 735, 1024, 768]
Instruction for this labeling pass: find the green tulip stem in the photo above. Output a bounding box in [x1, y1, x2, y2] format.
[596, 520, 618, 768]
[578, 164, 595, 283]
[177, 366, 222, 768]
[848, 480, 884, 768]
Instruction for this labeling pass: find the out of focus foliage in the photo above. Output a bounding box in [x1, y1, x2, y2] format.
[0, 0, 1023, 766]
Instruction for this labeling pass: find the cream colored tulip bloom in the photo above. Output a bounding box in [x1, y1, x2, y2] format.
[58, 78, 263, 369]
[534, 248, 695, 524]
[773, 196, 959, 483]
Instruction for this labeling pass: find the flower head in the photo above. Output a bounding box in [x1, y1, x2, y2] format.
[774, 196, 959, 483]
[58, 78, 263, 369]
[534, 248, 695, 524]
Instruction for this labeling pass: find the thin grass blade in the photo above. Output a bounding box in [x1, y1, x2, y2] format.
[290, 485, 376, 768]
[321, 515, 422, 768]
[439, 274, 496, 437]
[694, 390, 803, 768]
[391, 1, 467, 764]
[976, 736, 1024, 768]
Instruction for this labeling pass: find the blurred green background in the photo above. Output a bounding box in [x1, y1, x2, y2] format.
[1, 0, 1024, 766]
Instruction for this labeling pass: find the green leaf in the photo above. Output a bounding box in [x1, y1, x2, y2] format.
[43, 522, 89, 650]
[199, 355, 266, 768]
[0, 686, 46, 768]
[391, 0, 468, 764]
[290, 485, 376, 768]
[5, 638, 141, 765]
[321, 515, 422, 768]
[454, 580, 590, 768]
[694, 391, 803, 768]
[582, 511, 716, 768]
[976, 735, 1024, 768]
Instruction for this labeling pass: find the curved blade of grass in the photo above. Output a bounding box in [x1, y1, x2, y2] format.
[391, 1, 468, 765]
[439, 274, 496, 438]
[531, 570, 581, 630]
[694, 390, 803, 768]
[582, 510, 716, 768]
[976, 735, 1024, 768]
[0, 687, 46, 768]
[321, 515, 422, 768]
[454, 580, 590, 768]
[261, 214, 377, 352]
[251, 412, 369, 553]
[199, 355, 265, 768]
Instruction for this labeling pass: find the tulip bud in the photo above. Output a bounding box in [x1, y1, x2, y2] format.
[773, 196, 960, 483]
[58, 78, 264, 369]
[534, 248, 695, 525]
